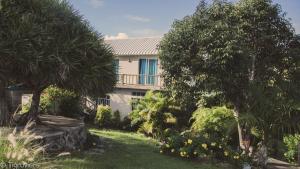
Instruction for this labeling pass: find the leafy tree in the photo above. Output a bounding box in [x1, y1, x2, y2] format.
[0, 0, 116, 122]
[160, 0, 300, 147]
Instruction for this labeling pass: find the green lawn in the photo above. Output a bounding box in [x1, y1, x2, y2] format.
[52, 129, 232, 169]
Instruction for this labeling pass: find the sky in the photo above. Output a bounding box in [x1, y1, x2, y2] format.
[67, 0, 300, 39]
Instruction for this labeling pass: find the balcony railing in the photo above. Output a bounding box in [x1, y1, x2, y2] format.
[116, 74, 163, 89]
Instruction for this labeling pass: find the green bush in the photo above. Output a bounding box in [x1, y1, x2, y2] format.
[160, 129, 249, 167]
[95, 105, 113, 128]
[40, 86, 82, 118]
[283, 134, 300, 163]
[111, 110, 121, 129]
[129, 91, 177, 139]
[190, 106, 236, 144]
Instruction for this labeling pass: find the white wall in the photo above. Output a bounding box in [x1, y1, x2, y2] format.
[109, 88, 147, 119]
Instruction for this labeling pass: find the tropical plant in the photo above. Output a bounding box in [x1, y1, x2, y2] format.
[130, 91, 177, 138]
[0, 0, 116, 122]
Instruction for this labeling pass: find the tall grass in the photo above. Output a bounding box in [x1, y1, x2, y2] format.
[0, 124, 45, 164]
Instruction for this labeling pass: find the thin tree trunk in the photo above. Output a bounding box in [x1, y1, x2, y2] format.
[27, 89, 42, 122]
[234, 106, 244, 149]
[0, 88, 10, 126]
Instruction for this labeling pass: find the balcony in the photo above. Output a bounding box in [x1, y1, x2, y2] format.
[116, 74, 163, 90]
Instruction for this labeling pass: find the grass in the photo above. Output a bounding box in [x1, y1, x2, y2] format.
[52, 129, 232, 169]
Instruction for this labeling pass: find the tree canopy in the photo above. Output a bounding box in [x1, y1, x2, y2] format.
[159, 0, 300, 144]
[0, 0, 116, 121]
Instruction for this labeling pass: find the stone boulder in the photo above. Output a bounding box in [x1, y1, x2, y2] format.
[26, 115, 87, 153]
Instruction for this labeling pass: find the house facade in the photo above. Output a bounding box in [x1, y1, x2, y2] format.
[101, 37, 163, 119]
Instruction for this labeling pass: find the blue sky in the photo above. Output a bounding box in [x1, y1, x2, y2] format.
[67, 0, 300, 39]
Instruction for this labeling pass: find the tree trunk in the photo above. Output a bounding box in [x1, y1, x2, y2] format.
[234, 107, 244, 149]
[298, 143, 300, 165]
[27, 89, 42, 122]
[0, 88, 10, 126]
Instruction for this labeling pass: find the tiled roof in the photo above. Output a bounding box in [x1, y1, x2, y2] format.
[105, 37, 162, 56]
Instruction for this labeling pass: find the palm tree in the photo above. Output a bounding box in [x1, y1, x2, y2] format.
[0, 0, 116, 123]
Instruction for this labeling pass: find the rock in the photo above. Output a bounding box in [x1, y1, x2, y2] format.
[15, 115, 88, 154]
[92, 148, 105, 154]
[57, 152, 71, 157]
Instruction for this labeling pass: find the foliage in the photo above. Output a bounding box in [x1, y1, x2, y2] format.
[160, 129, 249, 167]
[0, 0, 116, 121]
[129, 91, 177, 138]
[190, 106, 237, 143]
[40, 86, 82, 118]
[159, 0, 300, 146]
[283, 134, 300, 163]
[95, 105, 113, 128]
[111, 110, 121, 129]
[0, 124, 45, 165]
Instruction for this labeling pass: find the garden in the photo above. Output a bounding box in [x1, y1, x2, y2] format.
[0, 0, 300, 169]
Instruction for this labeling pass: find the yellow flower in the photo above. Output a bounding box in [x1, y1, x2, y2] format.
[201, 143, 208, 149]
[224, 151, 229, 156]
[184, 142, 187, 145]
[211, 142, 216, 146]
[166, 144, 170, 148]
[187, 139, 193, 144]
[193, 151, 197, 155]
[219, 145, 222, 149]
[160, 150, 163, 153]
[171, 149, 175, 153]
[233, 155, 240, 159]
[180, 152, 184, 157]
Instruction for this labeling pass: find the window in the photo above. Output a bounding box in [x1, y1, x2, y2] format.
[139, 59, 158, 85]
[113, 59, 120, 81]
[113, 59, 119, 74]
[97, 95, 110, 106]
[131, 91, 146, 110]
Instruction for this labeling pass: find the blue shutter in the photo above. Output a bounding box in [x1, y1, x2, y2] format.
[147, 59, 157, 85]
[113, 59, 119, 81]
[139, 59, 147, 84]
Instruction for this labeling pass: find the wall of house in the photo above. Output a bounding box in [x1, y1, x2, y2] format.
[109, 88, 147, 119]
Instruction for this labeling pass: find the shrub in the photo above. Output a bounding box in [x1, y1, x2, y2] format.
[160, 129, 249, 167]
[190, 106, 237, 144]
[111, 110, 121, 129]
[129, 91, 177, 139]
[121, 116, 135, 131]
[283, 134, 300, 163]
[40, 86, 82, 118]
[95, 105, 112, 128]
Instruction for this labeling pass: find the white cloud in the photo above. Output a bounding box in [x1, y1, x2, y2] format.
[88, 0, 104, 8]
[130, 29, 165, 37]
[294, 23, 300, 34]
[125, 15, 151, 23]
[105, 33, 129, 40]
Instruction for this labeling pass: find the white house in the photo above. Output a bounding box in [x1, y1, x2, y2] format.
[99, 37, 163, 119]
